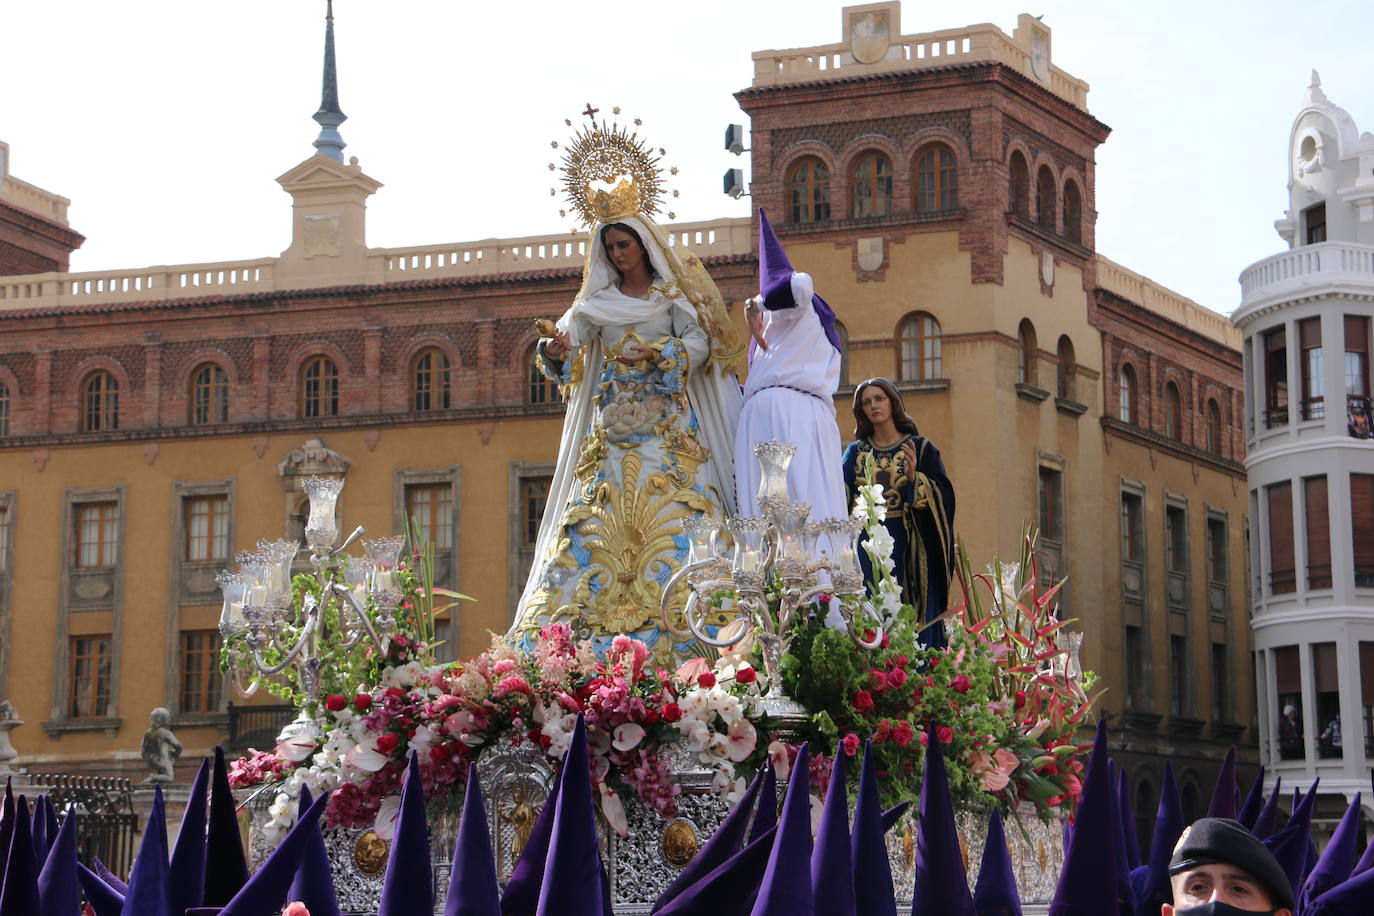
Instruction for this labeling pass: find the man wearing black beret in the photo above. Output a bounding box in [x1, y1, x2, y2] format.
[1162, 817, 1294, 915]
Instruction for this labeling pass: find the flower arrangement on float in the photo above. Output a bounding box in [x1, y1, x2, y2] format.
[227, 468, 1099, 843]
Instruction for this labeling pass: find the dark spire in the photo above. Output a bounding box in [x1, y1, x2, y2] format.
[313, 0, 348, 162]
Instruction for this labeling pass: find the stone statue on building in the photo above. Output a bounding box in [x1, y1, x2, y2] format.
[140, 707, 182, 784]
[0, 701, 21, 774]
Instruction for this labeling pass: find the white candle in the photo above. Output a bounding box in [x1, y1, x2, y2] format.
[248, 585, 268, 607]
[375, 570, 394, 592]
[351, 584, 368, 608]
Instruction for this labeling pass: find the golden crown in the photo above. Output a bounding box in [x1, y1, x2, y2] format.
[550, 106, 679, 227]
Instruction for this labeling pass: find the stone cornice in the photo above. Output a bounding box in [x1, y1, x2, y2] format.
[737, 60, 1110, 144]
[1094, 287, 1241, 366]
[1101, 415, 1246, 477]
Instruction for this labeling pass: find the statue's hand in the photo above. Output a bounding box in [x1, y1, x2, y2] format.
[545, 330, 573, 360]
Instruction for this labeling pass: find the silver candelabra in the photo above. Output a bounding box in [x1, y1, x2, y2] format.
[661, 441, 882, 739]
[216, 475, 404, 746]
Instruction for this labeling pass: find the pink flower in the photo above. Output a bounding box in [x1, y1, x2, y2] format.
[888, 667, 908, 688]
[283, 903, 311, 916]
[841, 733, 860, 756]
[492, 675, 533, 699]
[726, 718, 758, 763]
[612, 723, 646, 752]
[599, 785, 629, 836]
[767, 740, 792, 780]
[675, 657, 710, 685]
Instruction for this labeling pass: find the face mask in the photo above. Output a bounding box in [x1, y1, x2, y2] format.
[1177, 903, 1274, 916]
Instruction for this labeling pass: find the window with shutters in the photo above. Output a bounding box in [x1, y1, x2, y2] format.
[190, 363, 229, 425]
[914, 145, 958, 213]
[1008, 151, 1029, 218]
[1313, 642, 1341, 758]
[1017, 319, 1037, 386]
[1266, 481, 1295, 595]
[180, 630, 223, 714]
[301, 355, 339, 419]
[1165, 503, 1188, 612]
[852, 152, 893, 218]
[1119, 363, 1137, 424]
[76, 502, 119, 569]
[1211, 643, 1229, 723]
[1352, 474, 1374, 588]
[1361, 642, 1374, 757]
[898, 313, 942, 381]
[184, 495, 230, 562]
[1305, 202, 1327, 245]
[1125, 625, 1147, 709]
[1303, 476, 1331, 589]
[788, 158, 831, 223]
[1263, 327, 1288, 428]
[1035, 165, 1056, 230]
[1299, 317, 1323, 420]
[412, 348, 451, 412]
[527, 344, 558, 405]
[1206, 514, 1228, 618]
[1205, 400, 1223, 456]
[1275, 645, 1302, 759]
[1062, 180, 1082, 244]
[1346, 317, 1370, 437]
[70, 636, 113, 718]
[83, 371, 119, 432]
[1169, 635, 1189, 718]
[1164, 383, 1183, 441]
[0, 382, 9, 437]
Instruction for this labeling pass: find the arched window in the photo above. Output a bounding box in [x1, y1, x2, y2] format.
[0, 382, 8, 437]
[852, 152, 893, 218]
[1164, 382, 1183, 440]
[83, 371, 119, 432]
[899, 313, 942, 381]
[412, 348, 451, 411]
[1056, 335, 1075, 399]
[527, 344, 558, 405]
[914, 145, 958, 213]
[836, 322, 850, 388]
[1120, 363, 1137, 424]
[1008, 151, 1030, 218]
[1206, 399, 1222, 456]
[788, 157, 830, 223]
[1036, 165, 1057, 230]
[1062, 180, 1083, 244]
[189, 363, 229, 425]
[1017, 319, 1038, 385]
[300, 355, 339, 419]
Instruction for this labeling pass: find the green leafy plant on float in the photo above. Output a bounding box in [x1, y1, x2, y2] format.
[219, 520, 470, 714]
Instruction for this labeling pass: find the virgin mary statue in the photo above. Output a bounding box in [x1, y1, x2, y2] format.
[509, 118, 744, 664]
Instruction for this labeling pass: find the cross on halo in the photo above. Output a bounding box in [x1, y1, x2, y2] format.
[581, 103, 600, 120]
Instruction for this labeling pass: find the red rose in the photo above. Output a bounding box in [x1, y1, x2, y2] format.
[842, 733, 860, 757]
[937, 725, 953, 746]
[929, 656, 940, 669]
[641, 708, 661, 725]
[874, 719, 891, 744]
[697, 672, 716, 689]
[951, 674, 972, 694]
[870, 670, 889, 691]
[892, 722, 914, 747]
[881, 633, 891, 648]
[917, 730, 928, 748]
[735, 667, 757, 684]
[354, 694, 373, 712]
[429, 745, 449, 762]
[375, 733, 400, 755]
[863, 629, 877, 644]
[888, 668, 908, 688]
[661, 702, 683, 723]
[1014, 690, 1026, 707]
[852, 690, 875, 714]
[384, 687, 406, 700]
[324, 694, 346, 712]
[895, 655, 909, 668]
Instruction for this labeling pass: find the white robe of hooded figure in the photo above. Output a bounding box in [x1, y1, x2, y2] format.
[734, 271, 847, 523]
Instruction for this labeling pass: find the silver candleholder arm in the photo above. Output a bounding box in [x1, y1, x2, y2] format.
[217, 475, 396, 746]
[660, 441, 882, 740]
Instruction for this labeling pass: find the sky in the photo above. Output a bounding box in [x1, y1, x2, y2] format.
[2, 0, 1371, 316]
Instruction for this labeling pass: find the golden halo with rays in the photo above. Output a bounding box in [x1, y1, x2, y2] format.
[548, 108, 675, 227]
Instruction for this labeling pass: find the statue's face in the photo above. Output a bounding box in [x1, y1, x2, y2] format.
[859, 385, 892, 425]
[603, 226, 647, 277]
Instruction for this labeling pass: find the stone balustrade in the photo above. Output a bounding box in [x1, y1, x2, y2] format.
[0, 173, 71, 225]
[0, 217, 753, 311]
[1097, 255, 1238, 347]
[751, 21, 1089, 109]
[1237, 241, 1374, 318]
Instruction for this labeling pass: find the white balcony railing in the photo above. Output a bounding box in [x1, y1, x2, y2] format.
[1236, 241, 1374, 322]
